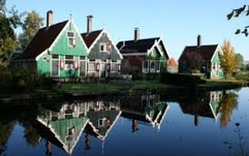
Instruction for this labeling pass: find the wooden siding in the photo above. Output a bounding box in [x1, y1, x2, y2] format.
[88, 32, 122, 60]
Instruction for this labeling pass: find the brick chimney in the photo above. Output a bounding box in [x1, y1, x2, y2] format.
[134, 28, 140, 41]
[197, 35, 201, 47]
[46, 10, 53, 28]
[87, 15, 93, 34]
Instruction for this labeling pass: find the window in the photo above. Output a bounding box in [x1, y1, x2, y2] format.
[80, 56, 85, 60]
[67, 32, 76, 47]
[52, 55, 59, 59]
[65, 55, 74, 70]
[151, 61, 155, 69]
[111, 62, 118, 71]
[98, 118, 109, 128]
[212, 63, 215, 70]
[88, 60, 96, 71]
[65, 55, 73, 59]
[144, 61, 149, 69]
[155, 61, 160, 71]
[100, 43, 107, 52]
[67, 32, 74, 37]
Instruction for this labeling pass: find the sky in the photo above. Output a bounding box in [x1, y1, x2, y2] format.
[6, 0, 249, 60]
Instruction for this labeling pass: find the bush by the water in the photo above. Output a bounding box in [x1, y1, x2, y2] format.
[0, 66, 53, 92]
[161, 73, 206, 86]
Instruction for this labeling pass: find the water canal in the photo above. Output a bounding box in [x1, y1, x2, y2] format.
[0, 87, 249, 156]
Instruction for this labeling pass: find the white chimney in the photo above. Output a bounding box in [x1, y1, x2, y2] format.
[87, 15, 93, 34]
[47, 10, 53, 28]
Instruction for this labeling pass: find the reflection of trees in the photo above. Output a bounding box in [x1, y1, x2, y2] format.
[219, 92, 238, 128]
[22, 123, 40, 147]
[0, 122, 14, 156]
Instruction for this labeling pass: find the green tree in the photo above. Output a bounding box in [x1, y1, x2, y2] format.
[234, 53, 244, 71]
[19, 11, 43, 49]
[227, 5, 249, 36]
[220, 40, 235, 79]
[0, 0, 22, 69]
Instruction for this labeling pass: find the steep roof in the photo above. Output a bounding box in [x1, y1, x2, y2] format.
[18, 20, 68, 60]
[167, 58, 178, 67]
[117, 37, 160, 54]
[81, 30, 103, 48]
[179, 44, 219, 62]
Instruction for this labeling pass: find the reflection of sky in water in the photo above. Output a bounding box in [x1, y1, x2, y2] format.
[2, 87, 249, 156]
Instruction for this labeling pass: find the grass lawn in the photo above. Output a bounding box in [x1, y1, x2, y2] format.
[198, 78, 245, 88]
[57, 80, 177, 93]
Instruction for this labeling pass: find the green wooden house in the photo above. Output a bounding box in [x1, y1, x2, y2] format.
[116, 28, 170, 79]
[37, 104, 89, 155]
[15, 11, 88, 79]
[178, 35, 224, 79]
[81, 15, 123, 79]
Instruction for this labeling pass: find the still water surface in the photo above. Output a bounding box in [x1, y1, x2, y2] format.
[0, 87, 249, 156]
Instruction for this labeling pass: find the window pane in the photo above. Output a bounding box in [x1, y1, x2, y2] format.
[88, 63, 96, 71]
[67, 32, 74, 37]
[52, 55, 59, 59]
[65, 55, 74, 60]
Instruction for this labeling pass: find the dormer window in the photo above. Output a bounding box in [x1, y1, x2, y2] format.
[67, 32, 76, 47]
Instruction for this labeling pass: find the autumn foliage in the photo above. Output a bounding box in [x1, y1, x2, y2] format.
[220, 41, 235, 79]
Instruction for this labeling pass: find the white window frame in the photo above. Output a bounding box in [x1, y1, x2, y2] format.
[65, 55, 74, 70]
[88, 60, 96, 72]
[142, 60, 149, 73]
[111, 60, 118, 72]
[100, 43, 107, 52]
[67, 31, 75, 47]
[150, 61, 155, 73]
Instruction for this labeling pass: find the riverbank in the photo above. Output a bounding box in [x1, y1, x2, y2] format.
[0, 79, 246, 104]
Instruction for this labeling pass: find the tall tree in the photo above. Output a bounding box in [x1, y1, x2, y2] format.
[227, 5, 249, 36]
[220, 40, 235, 79]
[234, 53, 244, 71]
[0, 0, 22, 69]
[19, 11, 43, 49]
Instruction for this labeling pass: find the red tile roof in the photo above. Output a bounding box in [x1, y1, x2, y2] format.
[167, 58, 178, 67]
[18, 20, 68, 59]
[179, 45, 219, 63]
[81, 30, 103, 48]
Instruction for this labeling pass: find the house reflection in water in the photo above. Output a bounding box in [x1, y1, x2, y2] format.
[178, 91, 223, 126]
[36, 95, 169, 154]
[121, 94, 169, 132]
[36, 100, 121, 155]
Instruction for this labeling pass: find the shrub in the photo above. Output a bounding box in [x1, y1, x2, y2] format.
[161, 73, 206, 86]
[0, 66, 53, 92]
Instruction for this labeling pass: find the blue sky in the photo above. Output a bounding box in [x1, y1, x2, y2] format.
[6, 0, 249, 60]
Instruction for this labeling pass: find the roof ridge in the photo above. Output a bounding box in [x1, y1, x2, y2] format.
[81, 29, 103, 35]
[118, 37, 160, 43]
[185, 44, 219, 48]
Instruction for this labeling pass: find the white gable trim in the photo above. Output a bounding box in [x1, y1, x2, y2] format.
[48, 20, 70, 52]
[147, 39, 159, 56]
[159, 36, 171, 59]
[70, 19, 89, 54]
[36, 50, 47, 61]
[103, 29, 123, 59]
[211, 44, 222, 62]
[87, 29, 104, 51]
[35, 20, 70, 61]
[87, 29, 123, 59]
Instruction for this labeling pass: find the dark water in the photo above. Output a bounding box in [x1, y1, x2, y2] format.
[0, 87, 249, 156]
